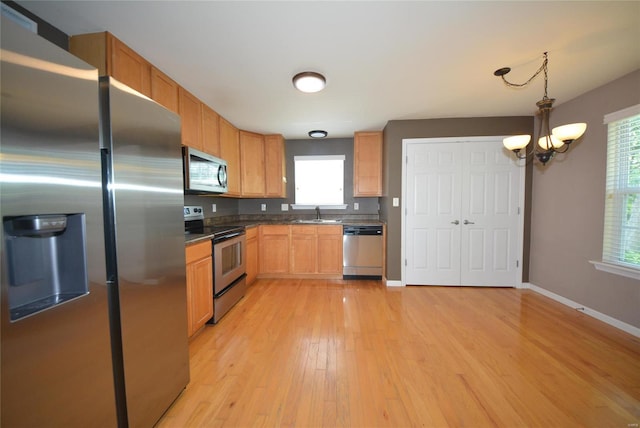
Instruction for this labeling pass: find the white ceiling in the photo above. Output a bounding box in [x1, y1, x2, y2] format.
[16, 1, 640, 140]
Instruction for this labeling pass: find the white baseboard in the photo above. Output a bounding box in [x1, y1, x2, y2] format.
[385, 278, 404, 287]
[524, 282, 640, 338]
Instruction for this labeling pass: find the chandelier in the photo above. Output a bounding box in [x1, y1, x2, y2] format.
[494, 52, 587, 165]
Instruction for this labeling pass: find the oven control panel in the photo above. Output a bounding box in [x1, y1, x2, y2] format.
[184, 205, 204, 221]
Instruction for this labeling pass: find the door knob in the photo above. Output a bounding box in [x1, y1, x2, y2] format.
[463, 219, 475, 225]
[451, 220, 459, 225]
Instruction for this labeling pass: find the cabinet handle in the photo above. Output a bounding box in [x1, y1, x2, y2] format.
[463, 219, 475, 225]
[451, 220, 459, 225]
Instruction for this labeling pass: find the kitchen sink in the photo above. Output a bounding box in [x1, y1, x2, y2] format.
[294, 219, 342, 224]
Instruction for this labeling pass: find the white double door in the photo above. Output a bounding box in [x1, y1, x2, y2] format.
[404, 138, 523, 286]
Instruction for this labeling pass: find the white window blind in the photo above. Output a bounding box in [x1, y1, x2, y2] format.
[602, 104, 640, 270]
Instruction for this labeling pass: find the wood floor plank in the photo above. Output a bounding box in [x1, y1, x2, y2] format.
[157, 280, 640, 427]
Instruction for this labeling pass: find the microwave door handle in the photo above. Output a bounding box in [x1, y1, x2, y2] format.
[218, 165, 227, 187]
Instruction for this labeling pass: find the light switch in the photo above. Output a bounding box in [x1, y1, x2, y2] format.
[261, 204, 267, 211]
[393, 197, 400, 207]
[211, 204, 216, 213]
[354, 202, 359, 210]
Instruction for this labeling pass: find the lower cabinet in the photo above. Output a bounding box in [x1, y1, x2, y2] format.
[259, 224, 343, 278]
[185, 241, 213, 337]
[259, 225, 290, 274]
[246, 226, 258, 285]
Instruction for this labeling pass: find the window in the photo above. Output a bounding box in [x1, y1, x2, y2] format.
[596, 104, 640, 278]
[293, 155, 346, 208]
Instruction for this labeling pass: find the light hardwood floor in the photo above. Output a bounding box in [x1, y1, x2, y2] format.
[157, 279, 640, 427]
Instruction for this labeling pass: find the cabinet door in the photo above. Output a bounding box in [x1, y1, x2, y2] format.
[179, 88, 203, 150]
[290, 226, 317, 274]
[240, 131, 266, 197]
[246, 227, 258, 285]
[186, 256, 213, 337]
[202, 104, 221, 157]
[354, 131, 383, 196]
[265, 134, 286, 197]
[109, 36, 151, 97]
[151, 67, 179, 113]
[317, 226, 343, 274]
[220, 117, 241, 196]
[259, 225, 290, 274]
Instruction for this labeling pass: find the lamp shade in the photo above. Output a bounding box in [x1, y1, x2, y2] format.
[537, 135, 564, 150]
[503, 135, 531, 151]
[552, 123, 587, 142]
[292, 72, 326, 93]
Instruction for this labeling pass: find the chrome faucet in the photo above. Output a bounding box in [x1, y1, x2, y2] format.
[315, 206, 321, 220]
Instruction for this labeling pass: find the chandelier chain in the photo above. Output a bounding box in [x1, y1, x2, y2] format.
[500, 52, 549, 99]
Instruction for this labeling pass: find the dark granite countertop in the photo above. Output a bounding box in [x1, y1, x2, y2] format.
[185, 216, 385, 245]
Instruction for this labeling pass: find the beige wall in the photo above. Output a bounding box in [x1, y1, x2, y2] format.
[380, 117, 534, 281]
[529, 69, 640, 329]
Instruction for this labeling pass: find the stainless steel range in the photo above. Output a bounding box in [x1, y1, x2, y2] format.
[184, 206, 247, 323]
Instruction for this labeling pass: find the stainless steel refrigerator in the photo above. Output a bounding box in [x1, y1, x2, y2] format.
[1, 17, 189, 427]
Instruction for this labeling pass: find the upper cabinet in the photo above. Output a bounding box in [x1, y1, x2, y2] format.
[353, 131, 383, 197]
[264, 134, 287, 198]
[151, 67, 179, 113]
[70, 32, 151, 97]
[178, 87, 203, 151]
[220, 117, 241, 197]
[201, 104, 221, 157]
[239, 131, 266, 197]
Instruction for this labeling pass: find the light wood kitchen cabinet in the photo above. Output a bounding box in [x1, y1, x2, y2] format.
[70, 32, 151, 97]
[290, 226, 317, 274]
[240, 131, 266, 197]
[246, 226, 258, 285]
[185, 241, 213, 337]
[202, 104, 221, 157]
[179, 87, 203, 151]
[259, 225, 290, 274]
[150, 67, 179, 113]
[220, 117, 241, 196]
[317, 225, 343, 274]
[264, 134, 287, 197]
[353, 131, 383, 196]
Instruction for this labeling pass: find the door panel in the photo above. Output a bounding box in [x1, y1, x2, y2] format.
[405, 143, 461, 285]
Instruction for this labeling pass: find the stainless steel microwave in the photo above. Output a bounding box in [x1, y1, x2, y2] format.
[182, 147, 228, 194]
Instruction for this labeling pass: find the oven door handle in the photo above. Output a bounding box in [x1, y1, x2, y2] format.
[214, 231, 244, 243]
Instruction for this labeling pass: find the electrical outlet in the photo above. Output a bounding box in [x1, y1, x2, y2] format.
[211, 204, 216, 213]
[354, 202, 359, 210]
[261, 203, 267, 212]
[281, 204, 289, 211]
[393, 197, 400, 207]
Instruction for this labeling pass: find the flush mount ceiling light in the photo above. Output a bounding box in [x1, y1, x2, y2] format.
[308, 130, 328, 138]
[293, 71, 326, 93]
[495, 52, 587, 165]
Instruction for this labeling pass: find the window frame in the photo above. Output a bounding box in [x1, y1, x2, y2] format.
[591, 104, 640, 280]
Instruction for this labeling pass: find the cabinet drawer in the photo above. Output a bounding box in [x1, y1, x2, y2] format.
[246, 226, 258, 240]
[260, 225, 290, 236]
[291, 225, 316, 235]
[317, 225, 342, 235]
[186, 241, 211, 264]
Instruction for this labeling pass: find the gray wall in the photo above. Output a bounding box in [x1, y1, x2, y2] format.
[529, 69, 640, 329]
[380, 117, 534, 281]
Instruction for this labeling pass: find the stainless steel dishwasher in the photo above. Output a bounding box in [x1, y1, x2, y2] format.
[343, 225, 383, 279]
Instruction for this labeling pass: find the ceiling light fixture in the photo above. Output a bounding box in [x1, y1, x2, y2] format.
[293, 71, 326, 93]
[495, 52, 587, 165]
[308, 130, 327, 138]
